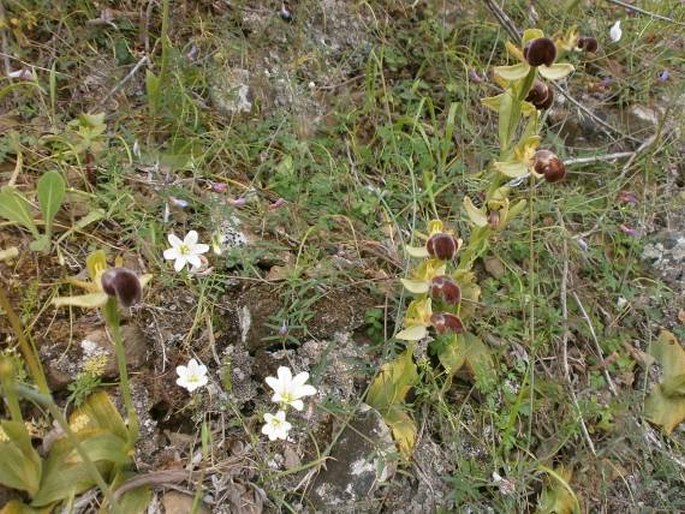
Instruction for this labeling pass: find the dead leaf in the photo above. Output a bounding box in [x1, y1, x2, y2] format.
[644, 330, 685, 434]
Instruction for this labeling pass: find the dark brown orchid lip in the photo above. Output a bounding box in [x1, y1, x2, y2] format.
[430, 275, 461, 305]
[525, 80, 554, 110]
[523, 38, 557, 67]
[430, 312, 465, 335]
[533, 149, 566, 183]
[101, 267, 142, 307]
[577, 36, 598, 53]
[426, 233, 459, 261]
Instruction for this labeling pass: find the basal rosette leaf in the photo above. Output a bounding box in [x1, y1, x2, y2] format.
[644, 330, 685, 434]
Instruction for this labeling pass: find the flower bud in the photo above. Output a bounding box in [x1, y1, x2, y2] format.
[525, 80, 554, 110]
[523, 38, 557, 67]
[426, 233, 459, 260]
[487, 209, 501, 229]
[576, 36, 598, 53]
[430, 313, 465, 335]
[533, 150, 566, 183]
[101, 268, 142, 307]
[430, 275, 461, 305]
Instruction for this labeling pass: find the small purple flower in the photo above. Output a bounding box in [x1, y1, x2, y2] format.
[617, 191, 638, 205]
[468, 69, 483, 83]
[278, 320, 288, 336]
[657, 70, 669, 82]
[227, 197, 246, 207]
[600, 76, 613, 87]
[212, 182, 228, 193]
[619, 224, 640, 237]
[186, 44, 199, 62]
[268, 198, 286, 210]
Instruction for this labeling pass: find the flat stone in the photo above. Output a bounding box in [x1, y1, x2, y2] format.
[308, 404, 396, 511]
[161, 491, 210, 514]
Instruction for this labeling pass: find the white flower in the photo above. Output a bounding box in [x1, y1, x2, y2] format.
[609, 21, 622, 43]
[265, 366, 317, 411]
[175, 358, 209, 392]
[261, 410, 292, 441]
[7, 68, 36, 81]
[163, 230, 209, 272]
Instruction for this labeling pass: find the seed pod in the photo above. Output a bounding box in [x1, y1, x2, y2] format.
[101, 268, 142, 307]
[525, 80, 554, 110]
[430, 275, 461, 305]
[523, 38, 557, 67]
[533, 150, 566, 183]
[430, 312, 465, 335]
[576, 36, 598, 53]
[426, 233, 459, 261]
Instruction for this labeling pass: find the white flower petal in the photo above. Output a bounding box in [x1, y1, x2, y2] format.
[173, 256, 187, 272]
[298, 384, 317, 397]
[185, 230, 199, 245]
[292, 371, 310, 386]
[194, 243, 210, 254]
[163, 248, 179, 260]
[186, 255, 202, 269]
[290, 399, 304, 411]
[265, 376, 281, 393]
[168, 233, 183, 247]
[609, 21, 622, 43]
[277, 366, 293, 384]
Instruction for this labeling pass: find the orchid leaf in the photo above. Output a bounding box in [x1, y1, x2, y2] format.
[367, 345, 419, 412]
[644, 330, 685, 434]
[36, 171, 65, 241]
[0, 187, 39, 238]
[0, 421, 42, 497]
[384, 405, 417, 459]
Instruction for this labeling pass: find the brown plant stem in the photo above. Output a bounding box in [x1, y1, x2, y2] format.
[0, 287, 49, 394]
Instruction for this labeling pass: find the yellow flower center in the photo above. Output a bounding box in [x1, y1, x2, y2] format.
[179, 244, 190, 255]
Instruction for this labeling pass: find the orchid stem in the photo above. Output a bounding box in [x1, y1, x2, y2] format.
[103, 298, 139, 445]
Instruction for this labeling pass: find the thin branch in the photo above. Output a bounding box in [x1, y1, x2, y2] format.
[97, 54, 148, 108]
[571, 291, 619, 397]
[605, 0, 682, 25]
[563, 151, 633, 166]
[0, 0, 12, 76]
[483, 0, 520, 41]
[558, 213, 597, 456]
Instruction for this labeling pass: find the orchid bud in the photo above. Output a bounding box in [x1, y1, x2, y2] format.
[430, 275, 461, 305]
[430, 313, 465, 335]
[525, 80, 554, 110]
[487, 209, 501, 229]
[426, 233, 459, 261]
[576, 36, 598, 53]
[101, 268, 142, 307]
[533, 150, 566, 183]
[523, 38, 557, 67]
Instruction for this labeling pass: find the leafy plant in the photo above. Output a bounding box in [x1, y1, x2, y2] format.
[0, 170, 65, 253]
[644, 330, 685, 434]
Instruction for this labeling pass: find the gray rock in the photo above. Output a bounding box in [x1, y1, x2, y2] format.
[308, 404, 396, 512]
